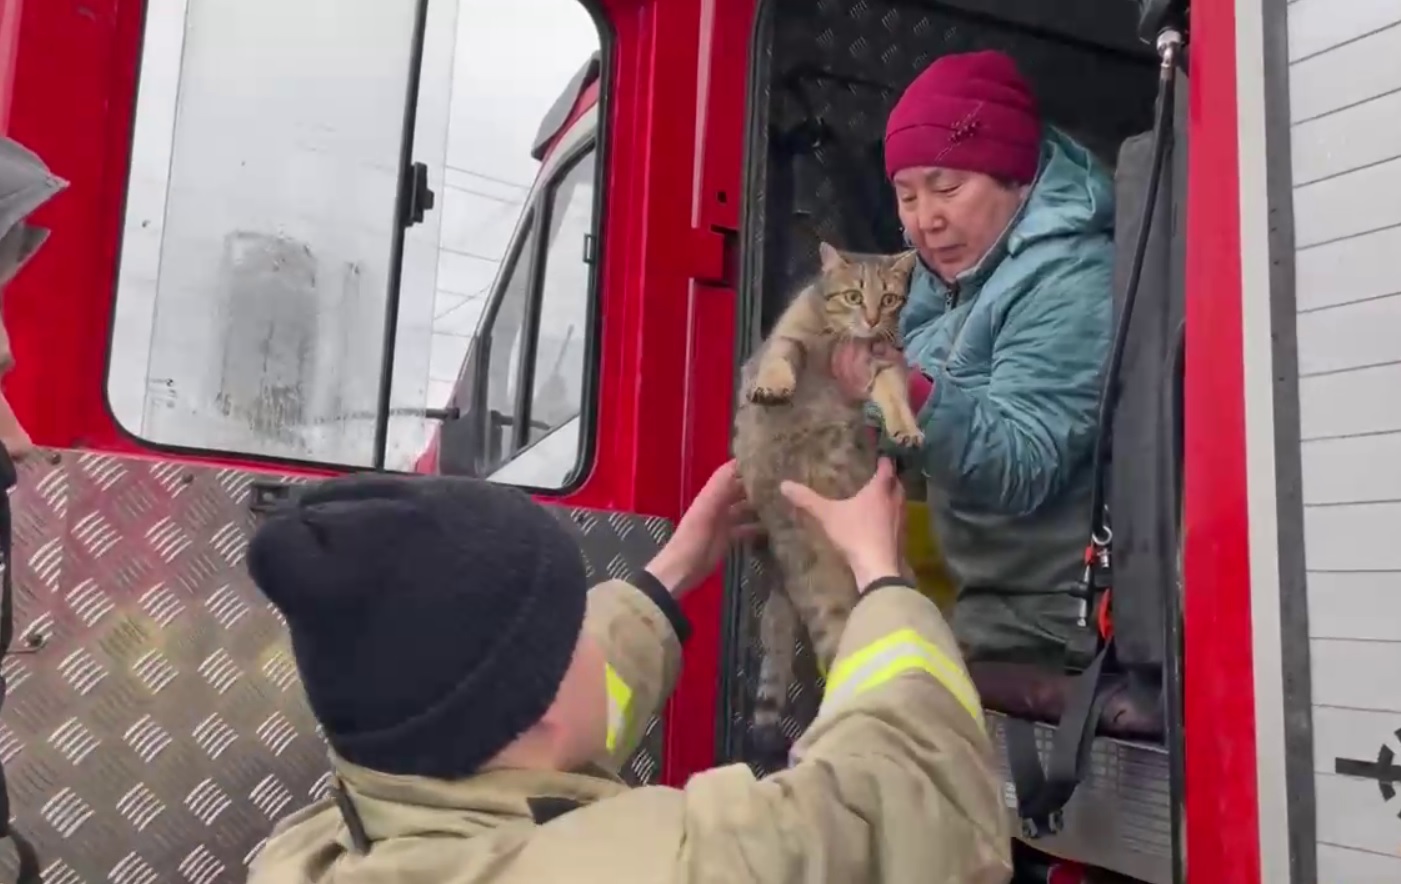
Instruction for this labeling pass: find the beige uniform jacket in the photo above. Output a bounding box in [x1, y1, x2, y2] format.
[247, 577, 1012, 883]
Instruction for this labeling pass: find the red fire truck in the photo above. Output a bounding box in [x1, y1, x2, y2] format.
[2, 0, 1398, 882]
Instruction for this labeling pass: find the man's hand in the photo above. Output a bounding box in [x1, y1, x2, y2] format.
[780, 457, 906, 590]
[646, 460, 760, 598]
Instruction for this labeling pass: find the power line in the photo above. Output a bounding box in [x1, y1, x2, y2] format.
[434, 286, 491, 321]
[445, 166, 530, 190]
[439, 245, 501, 263]
[445, 184, 522, 205]
[434, 285, 490, 302]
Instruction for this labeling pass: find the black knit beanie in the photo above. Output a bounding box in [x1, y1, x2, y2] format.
[247, 472, 587, 778]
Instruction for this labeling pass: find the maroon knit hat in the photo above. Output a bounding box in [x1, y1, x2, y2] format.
[884, 50, 1042, 184]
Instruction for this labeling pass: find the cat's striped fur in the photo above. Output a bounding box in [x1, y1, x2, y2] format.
[732, 242, 920, 764]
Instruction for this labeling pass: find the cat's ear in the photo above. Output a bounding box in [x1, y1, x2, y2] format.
[890, 248, 919, 277]
[818, 241, 847, 271]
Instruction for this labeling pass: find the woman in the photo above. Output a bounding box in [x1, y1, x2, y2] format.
[836, 49, 1115, 670]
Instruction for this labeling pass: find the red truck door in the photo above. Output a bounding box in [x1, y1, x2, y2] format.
[0, 0, 734, 878]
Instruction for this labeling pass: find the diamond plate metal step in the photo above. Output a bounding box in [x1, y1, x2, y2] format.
[3, 450, 672, 882]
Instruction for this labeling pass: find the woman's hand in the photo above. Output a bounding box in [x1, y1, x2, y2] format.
[779, 458, 906, 590]
[830, 339, 906, 403]
[645, 460, 760, 597]
[829, 340, 876, 402]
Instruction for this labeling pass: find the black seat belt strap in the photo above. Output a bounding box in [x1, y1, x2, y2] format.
[0, 447, 41, 883]
[1003, 642, 1118, 839]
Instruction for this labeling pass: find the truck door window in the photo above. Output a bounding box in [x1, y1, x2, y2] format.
[103, 0, 603, 473]
[104, 0, 452, 467]
[480, 221, 538, 468]
[463, 144, 596, 484]
[526, 150, 595, 445]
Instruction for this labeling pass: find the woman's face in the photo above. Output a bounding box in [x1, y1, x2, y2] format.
[892, 166, 1027, 282]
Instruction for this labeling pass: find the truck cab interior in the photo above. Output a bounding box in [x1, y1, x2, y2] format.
[725, 0, 1188, 879]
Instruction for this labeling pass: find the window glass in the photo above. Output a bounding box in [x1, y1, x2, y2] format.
[458, 144, 595, 484]
[104, 0, 601, 474]
[488, 416, 581, 487]
[106, 0, 454, 466]
[419, 0, 601, 461]
[478, 221, 537, 473]
[527, 150, 596, 447]
[424, 0, 602, 487]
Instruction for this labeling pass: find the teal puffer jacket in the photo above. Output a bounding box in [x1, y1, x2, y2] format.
[899, 127, 1114, 666]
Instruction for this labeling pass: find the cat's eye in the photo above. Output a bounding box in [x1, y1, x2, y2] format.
[881, 293, 901, 308]
[843, 290, 862, 305]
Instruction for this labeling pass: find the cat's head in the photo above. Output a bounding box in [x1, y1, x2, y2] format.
[814, 242, 920, 343]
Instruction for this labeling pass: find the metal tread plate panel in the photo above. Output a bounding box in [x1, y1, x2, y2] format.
[749, 0, 1159, 321]
[1, 450, 671, 882]
[987, 712, 1171, 883]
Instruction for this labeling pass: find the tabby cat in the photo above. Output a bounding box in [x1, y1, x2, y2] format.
[732, 241, 921, 763]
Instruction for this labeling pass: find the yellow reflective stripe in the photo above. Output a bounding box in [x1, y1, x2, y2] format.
[821, 628, 984, 729]
[604, 664, 634, 754]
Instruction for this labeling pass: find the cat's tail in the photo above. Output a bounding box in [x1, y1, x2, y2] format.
[745, 539, 796, 770]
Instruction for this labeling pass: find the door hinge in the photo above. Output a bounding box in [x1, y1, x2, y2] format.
[689, 225, 738, 289]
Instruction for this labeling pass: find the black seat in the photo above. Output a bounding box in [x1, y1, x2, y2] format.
[970, 662, 1164, 741]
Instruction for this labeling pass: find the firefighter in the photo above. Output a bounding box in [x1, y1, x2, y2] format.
[834, 49, 1117, 672]
[0, 136, 69, 882]
[244, 458, 1011, 882]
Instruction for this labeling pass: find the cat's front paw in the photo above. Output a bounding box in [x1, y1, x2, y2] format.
[886, 422, 925, 448]
[747, 363, 797, 405]
[749, 385, 794, 405]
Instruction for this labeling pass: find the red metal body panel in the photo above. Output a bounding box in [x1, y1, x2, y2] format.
[660, 0, 754, 785]
[575, 0, 738, 783]
[3, 0, 144, 455]
[544, 79, 601, 165]
[1182, 1, 1261, 881]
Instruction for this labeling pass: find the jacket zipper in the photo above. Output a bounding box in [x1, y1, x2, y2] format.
[940, 281, 971, 373]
